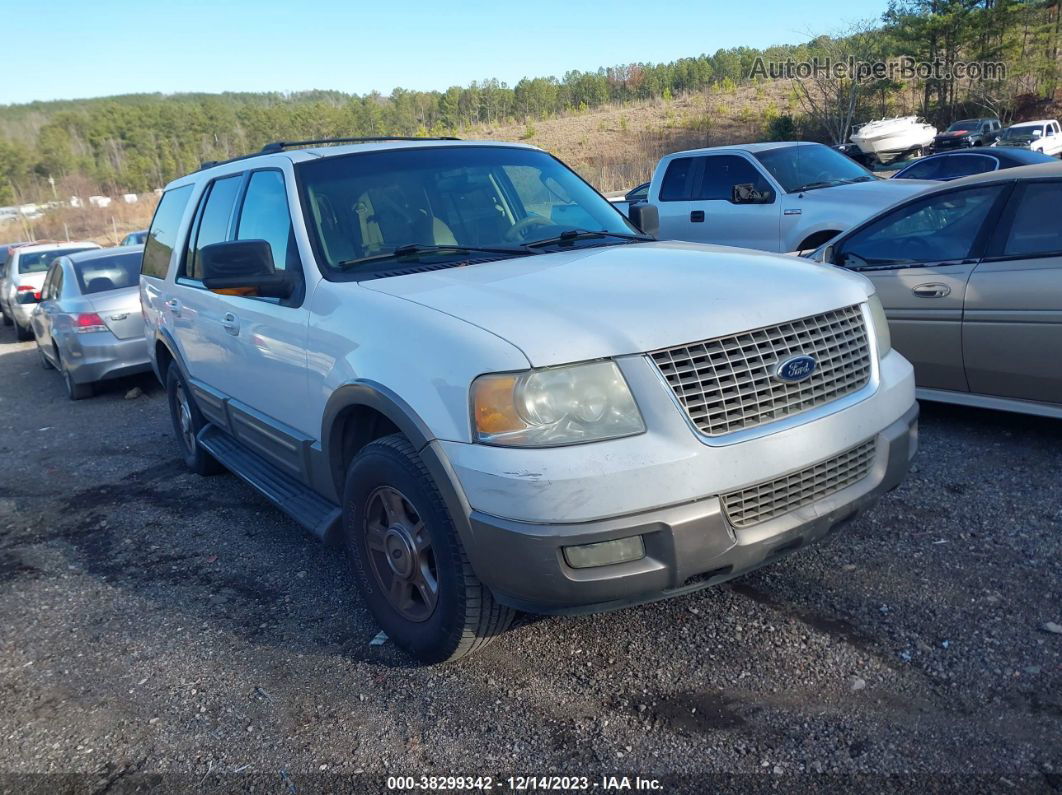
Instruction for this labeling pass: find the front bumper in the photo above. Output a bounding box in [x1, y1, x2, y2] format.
[62, 331, 151, 384]
[461, 403, 918, 614]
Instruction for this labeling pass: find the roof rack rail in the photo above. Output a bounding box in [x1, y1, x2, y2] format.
[259, 136, 461, 154]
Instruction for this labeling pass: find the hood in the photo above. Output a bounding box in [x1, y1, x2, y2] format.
[799, 177, 934, 211]
[936, 130, 971, 139]
[362, 241, 873, 367]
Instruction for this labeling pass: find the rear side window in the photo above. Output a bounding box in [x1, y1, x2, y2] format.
[1002, 182, 1062, 257]
[142, 184, 194, 279]
[185, 175, 242, 280]
[236, 171, 297, 271]
[696, 155, 771, 201]
[659, 157, 696, 201]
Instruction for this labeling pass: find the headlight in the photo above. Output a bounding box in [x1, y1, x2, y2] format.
[472, 360, 645, 447]
[868, 293, 891, 358]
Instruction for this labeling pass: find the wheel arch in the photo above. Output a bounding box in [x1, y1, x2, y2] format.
[321, 381, 436, 501]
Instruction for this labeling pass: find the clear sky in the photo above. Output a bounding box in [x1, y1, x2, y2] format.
[5, 0, 889, 105]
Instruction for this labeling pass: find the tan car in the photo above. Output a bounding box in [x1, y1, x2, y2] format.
[813, 161, 1062, 419]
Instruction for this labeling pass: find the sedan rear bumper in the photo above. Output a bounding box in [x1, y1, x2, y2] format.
[62, 331, 150, 384]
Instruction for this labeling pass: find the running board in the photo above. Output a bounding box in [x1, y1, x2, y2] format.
[198, 424, 342, 541]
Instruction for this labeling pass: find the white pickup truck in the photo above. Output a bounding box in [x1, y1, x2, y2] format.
[626, 142, 932, 252]
[992, 120, 1062, 157]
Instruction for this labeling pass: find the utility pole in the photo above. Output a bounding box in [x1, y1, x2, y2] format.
[48, 175, 57, 201]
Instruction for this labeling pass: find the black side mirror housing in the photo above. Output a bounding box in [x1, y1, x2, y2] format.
[731, 183, 775, 204]
[628, 203, 659, 238]
[15, 290, 41, 305]
[200, 239, 295, 299]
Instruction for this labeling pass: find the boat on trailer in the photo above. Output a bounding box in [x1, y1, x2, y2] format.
[850, 116, 938, 161]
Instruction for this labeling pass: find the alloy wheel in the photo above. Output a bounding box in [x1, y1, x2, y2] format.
[174, 382, 197, 455]
[363, 485, 438, 622]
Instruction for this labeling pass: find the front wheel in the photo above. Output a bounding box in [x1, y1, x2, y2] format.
[342, 435, 513, 663]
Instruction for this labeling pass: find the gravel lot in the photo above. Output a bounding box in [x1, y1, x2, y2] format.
[0, 322, 1059, 793]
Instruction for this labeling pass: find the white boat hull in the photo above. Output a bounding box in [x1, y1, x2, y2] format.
[851, 117, 937, 158]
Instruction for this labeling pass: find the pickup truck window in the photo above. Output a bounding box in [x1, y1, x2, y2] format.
[659, 157, 697, 201]
[753, 144, 872, 193]
[296, 146, 637, 274]
[696, 155, 772, 201]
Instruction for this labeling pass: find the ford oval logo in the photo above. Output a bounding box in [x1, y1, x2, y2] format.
[774, 354, 817, 383]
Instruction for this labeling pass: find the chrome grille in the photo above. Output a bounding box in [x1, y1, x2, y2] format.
[721, 440, 876, 529]
[650, 305, 871, 436]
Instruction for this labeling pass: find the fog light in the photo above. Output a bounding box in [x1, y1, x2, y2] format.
[563, 536, 645, 569]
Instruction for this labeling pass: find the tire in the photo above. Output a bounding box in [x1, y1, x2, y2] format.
[62, 363, 94, 400]
[342, 434, 513, 664]
[13, 320, 31, 342]
[2, 311, 11, 327]
[165, 365, 223, 475]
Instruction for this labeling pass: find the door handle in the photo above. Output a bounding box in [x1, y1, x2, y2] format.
[912, 282, 951, 298]
[690, 210, 705, 223]
[164, 298, 182, 316]
[221, 312, 240, 335]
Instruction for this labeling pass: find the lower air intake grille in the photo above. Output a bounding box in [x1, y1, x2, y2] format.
[721, 440, 876, 528]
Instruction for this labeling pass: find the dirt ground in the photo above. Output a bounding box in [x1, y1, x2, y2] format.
[0, 322, 1060, 794]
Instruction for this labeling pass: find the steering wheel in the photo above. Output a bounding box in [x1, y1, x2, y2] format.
[503, 215, 554, 243]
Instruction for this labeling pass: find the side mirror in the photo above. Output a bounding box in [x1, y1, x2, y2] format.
[628, 204, 659, 238]
[15, 290, 41, 305]
[731, 183, 774, 204]
[200, 240, 295, 299]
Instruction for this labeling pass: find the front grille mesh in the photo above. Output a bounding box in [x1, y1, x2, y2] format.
[650, 305, 871, 437]
[721, 440, 876, 528]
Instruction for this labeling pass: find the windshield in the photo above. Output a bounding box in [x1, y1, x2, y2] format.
[18, 248, 94, 274]
[753, 144, 873, 193]
[73, 251, 142, 294]
[296, 146, 639, 274]
[946, 120, 978, 132]
[1001, 125, 1040, 141]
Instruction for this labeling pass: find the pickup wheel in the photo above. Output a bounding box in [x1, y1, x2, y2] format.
[166, 366, 223, 476]
[342, 434, 513, 664]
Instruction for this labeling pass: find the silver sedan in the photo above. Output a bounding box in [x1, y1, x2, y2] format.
[29, 247, 151, 400]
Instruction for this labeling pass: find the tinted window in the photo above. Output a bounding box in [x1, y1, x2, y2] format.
[18, 248, 93, 274]
[626, 182, 650, 202]
[696, 155, 771, 200]
[895, 158, 947, 181]
[659, 157, 696, 201]
[236, 171, 297, 272]
[185, 175, 242, 280]
[840, 186, 1001, 268]
[74, 252, 143, 294]
[943, 155, 996, 178]
[1002, 182, 1062, 257]
[143, 185, 194, 279]
[41, 264, 59, 300]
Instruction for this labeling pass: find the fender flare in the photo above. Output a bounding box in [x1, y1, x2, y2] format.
[151, 327, 188, 384]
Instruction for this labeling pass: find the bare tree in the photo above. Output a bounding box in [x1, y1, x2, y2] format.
[791, 22, 885, 145]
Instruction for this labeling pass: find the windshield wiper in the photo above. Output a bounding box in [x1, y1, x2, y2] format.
[522, 229, 653, 249]
[791, 180, 840, 193]
[337, 243, 533, 270]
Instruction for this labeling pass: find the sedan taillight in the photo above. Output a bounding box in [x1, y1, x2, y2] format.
[75, 313, 107, 333]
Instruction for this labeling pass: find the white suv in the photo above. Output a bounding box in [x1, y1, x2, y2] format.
[141, 138, 918, 663]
